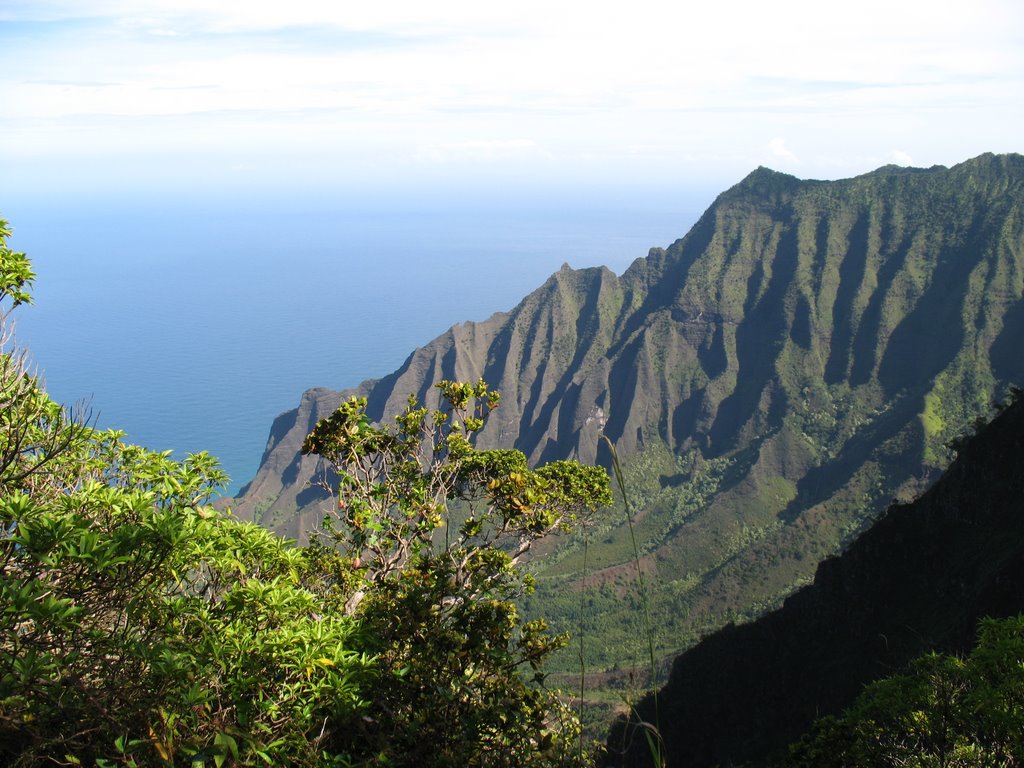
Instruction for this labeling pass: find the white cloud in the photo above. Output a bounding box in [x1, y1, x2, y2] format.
[768, 138, 799, 164]
[0, 0, 1021, 190]
[889, 150, 914, 166]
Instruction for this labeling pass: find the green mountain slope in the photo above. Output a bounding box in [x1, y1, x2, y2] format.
[234, 152, 1024, 668]
[606, 392, 1024, 767]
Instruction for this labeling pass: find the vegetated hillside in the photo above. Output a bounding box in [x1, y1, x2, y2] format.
[606, 392, 1024, 768]
[233, 152, 1024, 668]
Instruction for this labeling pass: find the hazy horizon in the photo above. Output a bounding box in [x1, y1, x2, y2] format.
[3, 1, 1022, 201]
[5, 184, 709, 495]
[1, 1, 1021, 493]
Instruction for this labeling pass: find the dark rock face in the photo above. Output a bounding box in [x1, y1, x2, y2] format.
[232, 385, 367, 539]
[606, 394, 1024, 768]
[233, 153, 1024, 663]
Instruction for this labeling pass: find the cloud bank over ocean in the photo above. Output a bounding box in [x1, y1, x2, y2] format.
[2, 0, 1021, 197]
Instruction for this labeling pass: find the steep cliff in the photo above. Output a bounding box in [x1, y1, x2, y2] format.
[607, 392, 1024, 767]
[234, 153, 1024, 665]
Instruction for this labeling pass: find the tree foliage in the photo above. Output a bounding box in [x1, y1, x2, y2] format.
[0, 219, 34, 309]
[0, 220, 376, 766]
[0, 216, 610, 766]
[303, 379, 612, 766]
[788, 615, 1024, 767]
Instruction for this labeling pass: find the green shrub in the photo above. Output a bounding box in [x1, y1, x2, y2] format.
[0, 216, 609, 767]
[788, 615, 1024, 767]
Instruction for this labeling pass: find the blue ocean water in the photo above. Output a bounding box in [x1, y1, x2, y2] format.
[3, 187, 708, 495]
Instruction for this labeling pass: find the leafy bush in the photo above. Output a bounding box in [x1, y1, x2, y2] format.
[303, 379, 612, 766]
[0, 223, 374, 765]
[0, 217, 609, 767]
[788, 615, 1024, 767]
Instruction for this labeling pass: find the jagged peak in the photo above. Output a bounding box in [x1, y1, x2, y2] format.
[542, 261, 617, 288]
[709, 165, 807, 208]
[742, 165, 799, 183]
[733, 165, 803, 193]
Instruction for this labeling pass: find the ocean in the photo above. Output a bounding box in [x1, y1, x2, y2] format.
[3, 185, 709, 496]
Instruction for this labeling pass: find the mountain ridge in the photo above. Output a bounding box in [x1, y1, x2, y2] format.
[233, 152, 1024, 669]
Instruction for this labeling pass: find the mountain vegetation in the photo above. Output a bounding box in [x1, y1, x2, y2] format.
[788, 614, 1024, 767]
[0, 219, 607, 766]
[7, 150, 1023, 765]
[607, 390, 1024, 767]
[235, 153, 1024, 675]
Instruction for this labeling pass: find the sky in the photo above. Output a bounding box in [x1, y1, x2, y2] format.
[1, 0, 1022, 203]
[0, 0, 1022, 492]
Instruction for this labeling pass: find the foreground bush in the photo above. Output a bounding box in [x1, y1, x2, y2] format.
[303, 380, 611, 766]
[788, 615, 1024, 767]
[0, 216, 609, 766]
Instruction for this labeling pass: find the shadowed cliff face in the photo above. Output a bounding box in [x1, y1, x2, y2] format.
[606, 394, 1024, 768]
[233, 153, 1024, 667]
